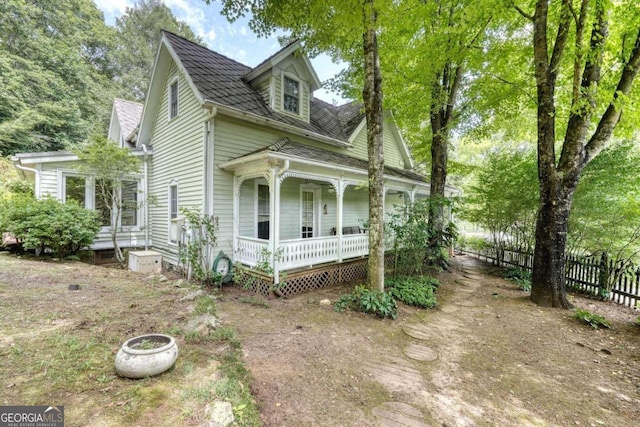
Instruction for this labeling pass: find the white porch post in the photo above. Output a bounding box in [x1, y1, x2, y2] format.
[336, 178, 345, 262]
[268, 166, 281, 284]
[410, 186, 417, 204]
[232, 176, 240, 263]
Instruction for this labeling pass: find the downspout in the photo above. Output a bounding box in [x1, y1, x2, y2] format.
[141, 144, 149, 251]
[12, 161, 40, 198]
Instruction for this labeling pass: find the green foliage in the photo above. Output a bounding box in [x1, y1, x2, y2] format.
[0, 195, 100, 258]
[569, 139, 640, 261]
[386, 197, 457, 276]
[334, 285, 397, 319]
[0, 0, 119, 156]
[193, 295, 217, 316]
[460, 147, 538, 253]
[75, 135, 142, 265]
[504, 268, 532, 292]
[177, 208, 220, 287]
[573, 309, 611, 330]
[385, 276, 439, 308]
[113, 0, 202, 101]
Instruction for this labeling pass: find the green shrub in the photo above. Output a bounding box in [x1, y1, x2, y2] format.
[334, 285, 397, 319]
[573, 308, 611, 329]
[385, 276, 439, 308]
[0, 195, 100, 258]
[504, 267, 532, 292]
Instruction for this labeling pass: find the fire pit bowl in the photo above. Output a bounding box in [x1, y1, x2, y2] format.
[114, 334, 178, 379]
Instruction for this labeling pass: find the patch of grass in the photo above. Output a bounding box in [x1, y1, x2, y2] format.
[238, 295, 270, 308]
[385, 276, 439, 308]
[208, 327, 260, 426]
[574, 308, 611, 329]
[334, 285, 397, 319]
[194, 295, 217, 315]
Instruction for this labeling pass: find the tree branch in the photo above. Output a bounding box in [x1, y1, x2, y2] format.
[513, 3, 533, 21]
[585, 28, 640, 163]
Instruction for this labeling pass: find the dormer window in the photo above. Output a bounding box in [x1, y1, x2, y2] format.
[283, 76, 300, 114]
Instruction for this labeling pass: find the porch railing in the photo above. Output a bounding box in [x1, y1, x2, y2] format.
[236, 234, 369, 271]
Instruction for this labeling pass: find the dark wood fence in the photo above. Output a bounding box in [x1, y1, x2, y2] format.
[464, 246, 640, 309]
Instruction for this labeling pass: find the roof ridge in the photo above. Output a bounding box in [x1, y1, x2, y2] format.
[161, 29, 252, 71]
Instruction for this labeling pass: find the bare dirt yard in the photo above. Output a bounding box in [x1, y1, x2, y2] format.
[217, 255, 640, 427]
[1, 252, 639, 426]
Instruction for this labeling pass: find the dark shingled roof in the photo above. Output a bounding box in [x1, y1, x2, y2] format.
[113, 99, 143, 139]
[242, 138, 425, 183]
[163, 31, 363, 143]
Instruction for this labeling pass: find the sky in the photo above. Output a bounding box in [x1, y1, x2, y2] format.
[93, 0, 347, 104]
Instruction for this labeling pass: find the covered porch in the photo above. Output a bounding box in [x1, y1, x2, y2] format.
[221, 139, 430, 293]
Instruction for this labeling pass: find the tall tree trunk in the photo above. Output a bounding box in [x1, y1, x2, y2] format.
[529, 0, 640, 307]
[363, 0, 385, 292]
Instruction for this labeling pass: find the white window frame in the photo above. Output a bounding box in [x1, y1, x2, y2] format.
[282, 73, 301, 116]
[254, 180, 270, 240]
[60, 172, 90, 208]
[168, 180, 182, 245]
[59, 170, 142, 232]
[168, 77, 179, 120]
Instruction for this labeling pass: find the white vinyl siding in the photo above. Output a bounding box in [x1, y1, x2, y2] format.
[350, 117, 405, 168]
[148, 62, 205, 263]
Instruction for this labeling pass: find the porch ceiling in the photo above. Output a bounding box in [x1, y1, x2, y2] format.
[220, 138, 429, 188]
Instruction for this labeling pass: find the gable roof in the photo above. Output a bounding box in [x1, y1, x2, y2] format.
[113, 98, 143, 141]
[151, 31, 363, 145]
[244, 39, 322, 91]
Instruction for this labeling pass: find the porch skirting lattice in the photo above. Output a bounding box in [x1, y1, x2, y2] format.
[237, 258, 369, 297]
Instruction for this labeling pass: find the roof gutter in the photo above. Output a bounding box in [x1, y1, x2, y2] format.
[11, 157, 41, 198]
[202, 99, 351, 149]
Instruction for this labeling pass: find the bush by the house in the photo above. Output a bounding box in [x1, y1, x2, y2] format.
[386, 276, 439, 308]
[334, 285, 398, 319]
[0, 195, 100, 258]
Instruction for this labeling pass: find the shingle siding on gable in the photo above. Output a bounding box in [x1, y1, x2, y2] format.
[148, 61, 205, 264]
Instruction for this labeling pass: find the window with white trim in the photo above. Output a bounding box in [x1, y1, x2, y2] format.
[121, 180, 138, 227]
[301, 190, 314, 238]
[169, 79, 178, 120]
[257, 184, 269, 240]
[283, 76, 299, 114]
[64, 175, 87, 207]
[94, 178, 113, 227]
[169, 182, 182, 244]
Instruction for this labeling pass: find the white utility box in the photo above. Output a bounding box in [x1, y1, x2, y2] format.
[129, 250, 162, 274]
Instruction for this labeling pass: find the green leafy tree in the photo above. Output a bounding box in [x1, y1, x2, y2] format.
[569, 138, 640, 262]
[511, 0, 640, 307]
[114, 0, 202, 101]
[75, 136, 142, 266]
[214, 0, 387, 291]
[0, 0, 118, 155]
[461, 147, 539, 258]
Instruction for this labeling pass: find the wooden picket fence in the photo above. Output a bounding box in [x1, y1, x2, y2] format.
[464, 246, 640, 308]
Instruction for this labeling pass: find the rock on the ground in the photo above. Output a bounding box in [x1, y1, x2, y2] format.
[319, 299, 331, 306]
[185, 314, 219, 337]
[180, 289, 205, 302]
[204, 401, 234, 427]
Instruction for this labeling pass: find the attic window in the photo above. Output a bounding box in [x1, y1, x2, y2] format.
[283, 76, 299, 114]
[169, 80, 178, 119]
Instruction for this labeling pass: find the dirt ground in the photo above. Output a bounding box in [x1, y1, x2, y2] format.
[1, 252, 639, 426]
[217, 254, 640, 427]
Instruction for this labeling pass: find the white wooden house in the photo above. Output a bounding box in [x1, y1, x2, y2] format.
[13, 31, 455, 294]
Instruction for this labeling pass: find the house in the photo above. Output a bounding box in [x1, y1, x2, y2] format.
[11, 99, 148, 260]
[13, 31, 455, 294]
